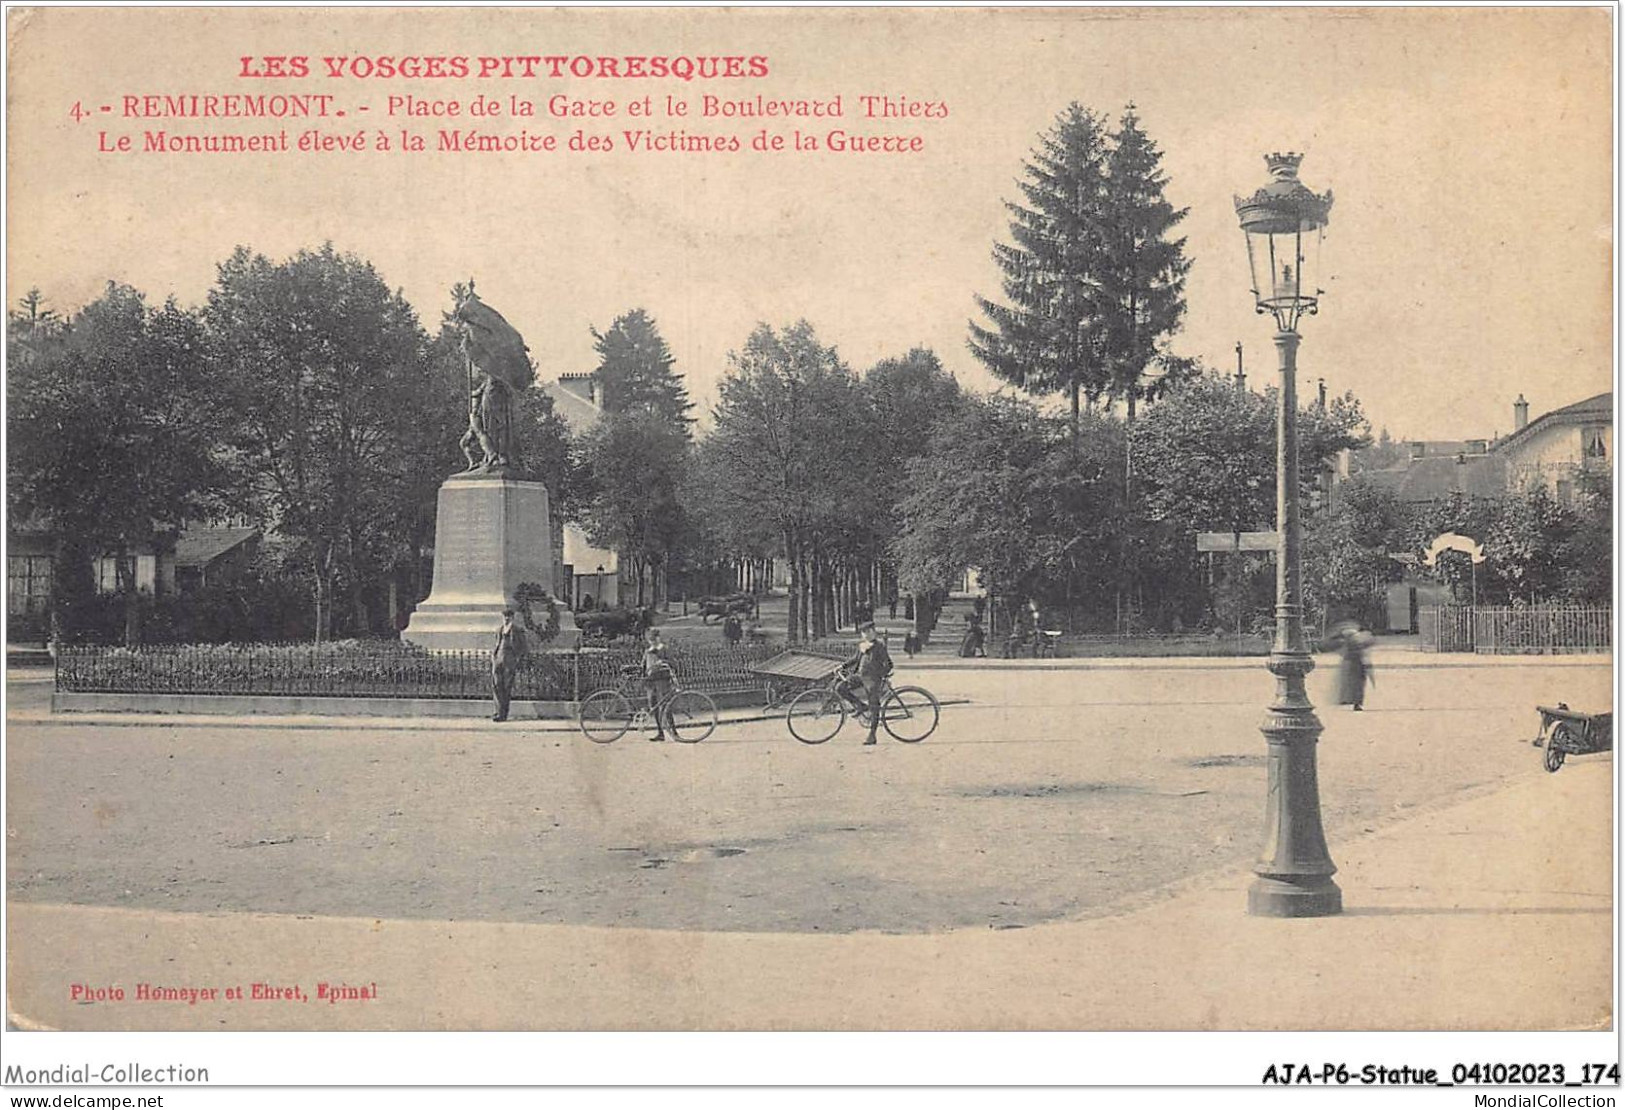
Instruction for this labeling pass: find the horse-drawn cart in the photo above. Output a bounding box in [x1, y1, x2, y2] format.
[1532, 703, 1613, 773]
[697, 593, 759, 623]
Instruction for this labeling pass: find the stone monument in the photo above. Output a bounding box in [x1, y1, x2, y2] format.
[403, 284, 576, 650]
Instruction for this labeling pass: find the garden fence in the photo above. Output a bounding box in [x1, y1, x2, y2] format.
[1419, 606, 1611, 655]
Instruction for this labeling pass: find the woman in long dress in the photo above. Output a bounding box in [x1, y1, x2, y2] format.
[1333, 624, 1374, 711]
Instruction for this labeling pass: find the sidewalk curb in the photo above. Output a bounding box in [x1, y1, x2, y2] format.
[895, 652, 1611, 672]
[8, 698, 975, 734]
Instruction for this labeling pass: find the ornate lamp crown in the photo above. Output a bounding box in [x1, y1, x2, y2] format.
[1234, 152, 1333, 233]
[1265, 151, 1304, 180]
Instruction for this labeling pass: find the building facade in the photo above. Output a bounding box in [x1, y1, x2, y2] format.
[1494, 391, 1611, 503]
[1350, 391, 1611, 508]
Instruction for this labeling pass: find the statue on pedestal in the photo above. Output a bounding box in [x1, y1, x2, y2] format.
[404, 280, 574, 651]
[454, 282, 535, 474]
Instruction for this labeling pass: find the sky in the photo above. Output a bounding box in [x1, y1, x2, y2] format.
[6, 6, 1614, 443]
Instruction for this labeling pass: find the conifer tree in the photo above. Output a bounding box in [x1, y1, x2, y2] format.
[968, 103, 1112, 432]
[1098, 104, 1191, 423]
[590, 308, 693, 434]
[969, 103, 1191, 434]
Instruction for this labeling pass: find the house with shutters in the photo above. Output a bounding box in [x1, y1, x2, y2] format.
[1494, 391, 1611, 504]
[1350, 392, 1611, 509]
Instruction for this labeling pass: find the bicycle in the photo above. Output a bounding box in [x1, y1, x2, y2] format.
[578, 665, 719, 744]
[785, 668, 941, 745]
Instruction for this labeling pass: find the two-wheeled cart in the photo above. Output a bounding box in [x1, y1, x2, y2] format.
[1532, 703, 1613, 773]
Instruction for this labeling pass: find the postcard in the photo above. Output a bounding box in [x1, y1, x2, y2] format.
[3, 4, 1614, 1090]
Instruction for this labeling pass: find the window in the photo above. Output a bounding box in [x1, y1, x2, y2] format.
[7, 555, 52, 617]
[1583, 426, 1607, 460]
[94, 555, 135, 594]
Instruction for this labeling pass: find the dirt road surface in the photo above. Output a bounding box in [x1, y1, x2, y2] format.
[7, 658, 1610, 934]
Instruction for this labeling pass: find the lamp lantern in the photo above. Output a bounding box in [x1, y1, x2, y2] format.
[1235, 152, 1333, 335]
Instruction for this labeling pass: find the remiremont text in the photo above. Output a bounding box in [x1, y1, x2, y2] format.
[238, 54, 772, 81]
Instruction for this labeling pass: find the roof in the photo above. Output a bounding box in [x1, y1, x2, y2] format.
[174, 526, 258, 567]
[538, 379, 602, 434]
[1358, 454, 1508, 503]
[1404, 440, 1489, 457]
[1494, 392, 1612, 455]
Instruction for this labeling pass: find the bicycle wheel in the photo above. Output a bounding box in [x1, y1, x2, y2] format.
[579, 690, 634, 743]
[787, 687, 845, 744]
[668, 690, 718, 744]
[880, 685, 940, 743]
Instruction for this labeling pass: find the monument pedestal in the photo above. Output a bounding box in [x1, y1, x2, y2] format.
[403, 471, 576, 651]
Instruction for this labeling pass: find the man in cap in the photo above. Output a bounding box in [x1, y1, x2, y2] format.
[491, 608, 527, 722]
[837, 620, 893, 745]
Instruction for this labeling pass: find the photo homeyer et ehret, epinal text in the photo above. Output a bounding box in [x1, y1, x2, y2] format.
[3, 6, 1612, 1046]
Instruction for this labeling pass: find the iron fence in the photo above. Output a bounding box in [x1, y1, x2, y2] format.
[1473, 607, 1612, 655]
[1420, 606, 1612, 655]
[56, 641, 783, 700]
[1419, 607, 1476, 653]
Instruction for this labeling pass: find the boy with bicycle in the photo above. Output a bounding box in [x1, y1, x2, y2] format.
[643, 626, 675, 741]
[837, 620, 893, 745]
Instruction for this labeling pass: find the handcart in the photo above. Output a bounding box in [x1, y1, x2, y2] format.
[1532, 703, 1613, 773]
[749, 649, 847, 709]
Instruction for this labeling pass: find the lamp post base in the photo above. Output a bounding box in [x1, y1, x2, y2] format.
[1248, 875, 1343, 918]
[1247, 325, 1343, 920]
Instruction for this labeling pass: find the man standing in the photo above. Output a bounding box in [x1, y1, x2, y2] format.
[643, 626, 675, 741]
[837, 620, 893, 746]
[491, 608, 527, 722]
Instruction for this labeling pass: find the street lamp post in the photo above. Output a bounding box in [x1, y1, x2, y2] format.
[1234, 152, 1341, 917]
[596, 564, 606, 610]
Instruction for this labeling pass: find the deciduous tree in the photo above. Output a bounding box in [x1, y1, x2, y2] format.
[704, 321, 869, 641]
[577, 410, 688, 606]
[204, 244, 437, 640]
[8, 284, 228, 644]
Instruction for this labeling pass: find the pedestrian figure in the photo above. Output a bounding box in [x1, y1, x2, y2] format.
[903, 631, 919, 658]
[837, 620, 893, 745]
[959, 612, 986, 658]
[491, 608, 527, 722]
[723, 613, 743, 646]
[1332, 622, 1375, 711]
[887, 594, 898, 620]
[643, 626, 675, 741]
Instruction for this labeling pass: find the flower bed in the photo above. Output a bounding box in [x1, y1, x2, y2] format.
[56, 640, 782, 700]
